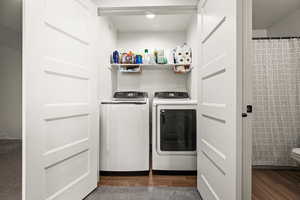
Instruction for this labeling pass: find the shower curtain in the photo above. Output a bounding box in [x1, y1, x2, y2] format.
[252, 39, 300, 166]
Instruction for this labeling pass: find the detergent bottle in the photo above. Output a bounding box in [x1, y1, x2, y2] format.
[144, 49, 150, 64]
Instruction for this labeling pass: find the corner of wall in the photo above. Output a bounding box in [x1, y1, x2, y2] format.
[97, 16, 117, 100]
[186, 14, 198, 100]
[0, 0, 22, 140]
[267, 8, 300, 37]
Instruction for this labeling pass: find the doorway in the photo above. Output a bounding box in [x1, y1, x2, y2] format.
[0, 0, 22, 199]
[96, 11, 198, 190]
[250, 0, 300, 199]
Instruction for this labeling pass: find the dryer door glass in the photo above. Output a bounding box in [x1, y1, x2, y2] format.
[160, 109, 196, 151]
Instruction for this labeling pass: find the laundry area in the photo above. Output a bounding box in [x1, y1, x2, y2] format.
[99, 13, 198, 171]
[96, 6, 199, 198]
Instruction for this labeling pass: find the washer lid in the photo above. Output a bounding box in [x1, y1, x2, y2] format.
[113, 91, 148, 99]
[154, 91, 189, 99]
[101, 100, 147, 104]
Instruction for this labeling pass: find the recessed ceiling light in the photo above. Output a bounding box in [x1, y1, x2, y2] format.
[146, 12, 155, 19]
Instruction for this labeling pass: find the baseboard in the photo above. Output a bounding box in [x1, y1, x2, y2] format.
[0, 131, 22, 140]
[0, 131, 9, 139]
[0, 138, 22, 141]
[253, 165, 300, 171]
[0, 139, 22, 153]
[152, 170, 197, 175]
[100, 171, 150, 176]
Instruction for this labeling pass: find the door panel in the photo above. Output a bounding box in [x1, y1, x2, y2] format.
[45, 150, 89, 197]
[44, 26, 88, 67]
[24, 0, 98, 199]
[44, 69, 89, 103]
[45, 0, 89, 43]
[197, 0, 243, 199]
[201, 0, 227, 42]
[45, 115, 89, 151]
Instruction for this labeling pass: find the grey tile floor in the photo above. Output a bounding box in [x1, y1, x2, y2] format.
[85, 186, 202, 200]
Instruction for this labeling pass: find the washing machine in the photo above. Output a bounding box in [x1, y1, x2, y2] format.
[100, 91, 149, 172]
[152, 91, 197, 171]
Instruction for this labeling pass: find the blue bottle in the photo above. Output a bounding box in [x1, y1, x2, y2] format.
[113, 50, 119, 64]
[135, 55, 143, 64]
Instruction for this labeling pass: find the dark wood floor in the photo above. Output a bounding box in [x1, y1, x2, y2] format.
[0, 140, 22, 200]
[99, 170, 197, 187]
[99, 169, 300, 199]
[252, 169, 300, 200]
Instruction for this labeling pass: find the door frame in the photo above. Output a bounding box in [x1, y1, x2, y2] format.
[241, 0, 253, 200]
[22, 0, 44, 198]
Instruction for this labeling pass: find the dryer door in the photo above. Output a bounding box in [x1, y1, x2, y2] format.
[157, 105, 197, 155]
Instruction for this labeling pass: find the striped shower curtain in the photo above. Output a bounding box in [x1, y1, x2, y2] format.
[252, 39, 300, 166]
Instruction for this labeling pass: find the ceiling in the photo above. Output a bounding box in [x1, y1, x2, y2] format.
[253, 0, 300, 29]
[109, 14, 193, 32]
[102, 0, 300, 31]
[93, 0, 198, 8]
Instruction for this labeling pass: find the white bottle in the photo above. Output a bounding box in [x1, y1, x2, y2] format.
[143, 49, 150, 64]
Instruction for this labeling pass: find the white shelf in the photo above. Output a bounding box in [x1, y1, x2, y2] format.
[110, 64, 190, 67]
[108, 64, 193, 73]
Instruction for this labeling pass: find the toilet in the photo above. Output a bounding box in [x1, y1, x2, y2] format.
[291, 148, 300, 165]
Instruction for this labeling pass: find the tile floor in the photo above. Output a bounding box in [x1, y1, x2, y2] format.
[85, 186, 202, 200]
[0, 140, 22, 200]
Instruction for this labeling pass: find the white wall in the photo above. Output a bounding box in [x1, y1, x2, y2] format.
[268, 8, 300, 37]
[253, 29, 268, 37]
[117, 31, 186, 52]
[0, 0, 22, 139]
[96, 17, 117, 100]
[253, 0, 300, 29]
[116, 31, 188, 97]
[186, 14, 198, 100]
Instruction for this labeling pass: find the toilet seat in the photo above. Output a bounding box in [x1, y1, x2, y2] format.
[291, 148, 300, 164]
